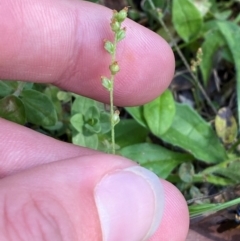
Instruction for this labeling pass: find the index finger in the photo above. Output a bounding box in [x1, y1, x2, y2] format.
[0, 0, 174, 106]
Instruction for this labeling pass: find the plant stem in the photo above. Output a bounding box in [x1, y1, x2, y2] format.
[109, 35, 118, 154]
[147, 0, 217, 114]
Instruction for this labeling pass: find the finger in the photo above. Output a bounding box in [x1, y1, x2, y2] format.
[149, 180, 189, 241]
[0, 155, 188, 241]
[0, 0, 174, 106]
[0, 117, 97, 178]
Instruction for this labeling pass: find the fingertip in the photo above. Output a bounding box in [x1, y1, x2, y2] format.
[114, 20, 175, 106]
[149, 180, 189, 241]
[94, 166, 165, 241]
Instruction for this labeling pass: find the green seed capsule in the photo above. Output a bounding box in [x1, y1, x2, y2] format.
[109, 61, 120, 75]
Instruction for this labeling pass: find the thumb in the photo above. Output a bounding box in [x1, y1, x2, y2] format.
[0, 154, 188, 241]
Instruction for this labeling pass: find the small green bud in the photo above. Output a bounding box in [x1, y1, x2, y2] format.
[112, 10, 118, 20]
[116, 7, 128, 23]
[101, 76, 112, 91]
[104, 40, 114, 54]
[111, 20, 121, 32]
[112, 110, 120, 125]
[109, 61, 120, 75]
[116, 28, 126, 42]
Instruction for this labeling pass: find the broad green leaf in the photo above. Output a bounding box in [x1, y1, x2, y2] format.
[143, 90, 175, 135]
[0, 81, 14, 97]
[72, 95, 95, 115]
[161, 103, 227, 163]
[114, 119, 148, 148]
[172, 0, 203, 42]
[125, 106, 147, 128]
[21, 89, 57, 126]
[217, 21, 240, 127]
[0, 95, 26, 125]
[200, 29, 226, 85]
[70, 113, 84, 132]
[72, 133, 98, 149]
[192, 0, 211, 17]
[120, 143, 192, 178]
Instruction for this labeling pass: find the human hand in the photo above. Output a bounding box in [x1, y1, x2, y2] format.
[0, 0, 189, 240]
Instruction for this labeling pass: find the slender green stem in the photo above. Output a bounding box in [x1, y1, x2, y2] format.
[102, 7, 128, 154]
[110, 79, 115, 154]
[147, 0, 217, 114]
[109, 35, 118, 154]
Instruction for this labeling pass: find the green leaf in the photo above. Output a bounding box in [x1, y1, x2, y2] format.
[99, 112, 111, 134]
[120, 143, 192, 178]
[83, 106, 101, 133]
[125, 106, 147, 128]
[72, 133, 98, 149]
[21, 89, 57, 126]
[56, 91, 71, 103]
[114, 119, 148, 148]
[84, 106, 100, 121]
[178, 162, 195, 183]
[211, 161, 240, 183]
[172, 0, 203, 42]
[101, 77, 112, 91]
[71, 95, 95, 115]
[70, 113, 84, 132]
[192, 0, 211, 17]
[0, 81, 14, 97]
[217, 21, 240, 128]
[143, 90, 175, 135]
[189, 197, 240, 219]
[214, 10, 232, 20]
[0, 95, 26, 125]
[161, 103, 227, 163]
[116, 29, 126, 42]
[104, 41, 114, 55]
[141, 0, 166, 11]
[84, 122, 101, 134]
[44, 86, 63, 117]
[200, 28, 226, 85]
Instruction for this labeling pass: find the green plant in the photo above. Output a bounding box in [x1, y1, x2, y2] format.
[101, 7, 128, 154]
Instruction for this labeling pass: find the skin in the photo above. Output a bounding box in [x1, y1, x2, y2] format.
[0, 0, 189, 240]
